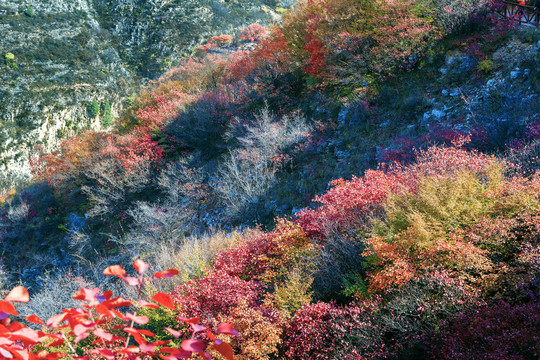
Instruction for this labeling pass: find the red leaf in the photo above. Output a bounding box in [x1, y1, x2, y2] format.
[46, 313, 67, 327]
[122, 327, 139, 336]
[0, 301, 18, 316]
[122, 327, 146, 345]
[25, 314, 45, 326]
[107, 297, 132, 308]
[102, 265, 126, 277]
[190, 323, 207, 333]
[96, 304, 113, 318]
[139, 300, 159, 309]
[153, 269, 179, 278]
[181, 339, 206, 353]
[125, 313, 148, 325]
[120, 276, 140, 286]
[138, 329, 155, 337]
[96, 348, 115, 360]
[213, 339, 235, 360]
[11, 327, 40, 343]
[153, 340, 170, 346]
[152, 293, 174, 310]
[165, 327, 181, 339]
[216, 323, 239, 336]
[5, 286, 29, 303]
[133, 260, 149, 275]
[73, 288, 100, 302]
[45, 339, 65, 347]
[73, 323, 93, 336]
[178, 316, 200, 325]
[140, 343, 156, 353]
[93, 328, 113, 342]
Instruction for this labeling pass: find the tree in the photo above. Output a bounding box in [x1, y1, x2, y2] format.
[89, 99, 100, 118]
[102, 100, 114, 127]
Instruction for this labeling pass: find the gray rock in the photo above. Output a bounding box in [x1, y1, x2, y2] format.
[445, 55, 475, 73]
[431, 109, 446, 119]
[449, 89, 460, 97]
[442, 89, 449, 96]
[338, 107, 349, 126]
[379, 120, 390, 128]
[439, 68, 449, 74]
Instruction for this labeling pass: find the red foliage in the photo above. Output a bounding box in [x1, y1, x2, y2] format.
[172, 270, 263, 322]
[213, 220, 312, 283]
[171, 270, 286, 359]
[296, 170, 404, 240]
[239, 24, 267, 42]
[284, 302, 386, 360]
[135, 89, 194, 128]
[0, 261, 237, 360]
[303, 13, 328, 77]
[225, 29, 291, 82]
[431, 283, 540, 360]
[362, 236, 416, 293]
[31, 128, 164, 186]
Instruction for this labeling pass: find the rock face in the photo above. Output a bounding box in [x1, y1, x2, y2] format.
[0, 0, 280, 184]
[95, 0, 281, 78]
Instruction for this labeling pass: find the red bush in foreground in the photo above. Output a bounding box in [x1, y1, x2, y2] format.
[0, 261, 237, 360]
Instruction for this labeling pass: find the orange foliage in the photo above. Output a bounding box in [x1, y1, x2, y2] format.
[218, 299, 286, 360]
[31, 129, 163, 187]
[225, 28, 291, 82]
[363, 236, 416, 293]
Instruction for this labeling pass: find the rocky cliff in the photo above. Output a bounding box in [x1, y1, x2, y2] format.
[0, 0, 280, 186]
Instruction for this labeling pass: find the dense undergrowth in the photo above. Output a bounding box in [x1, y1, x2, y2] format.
[1, 0, 540, 358]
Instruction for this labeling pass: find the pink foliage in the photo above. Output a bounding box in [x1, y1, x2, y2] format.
[172, 270, 263, 323]
[239, 24, 267, 42]
[285, 302, 386, 360]
[431, 283, 540, 360]
[296, 170, 404, 239]
[136, 90, 194, 128]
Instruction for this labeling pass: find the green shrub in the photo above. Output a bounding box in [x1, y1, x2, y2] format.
[102, 100, 113, 127]
[24, 6, 34, 17]
[88, 99, 100, 118]
[138, 306, 183, 342]
[4, 52, 18, 70]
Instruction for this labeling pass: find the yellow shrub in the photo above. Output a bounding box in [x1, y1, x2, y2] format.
[271, 268, 313, 314]
[476, 59, 494, 74]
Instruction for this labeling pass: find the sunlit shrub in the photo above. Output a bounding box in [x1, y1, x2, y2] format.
[218, 299, 286, 360]
[239, 24, 267, 42]
[284, 302, 387, 360]
[213, 219, 314, 283]
[0, 261, 238, 360]
[271, 268, 313, 314]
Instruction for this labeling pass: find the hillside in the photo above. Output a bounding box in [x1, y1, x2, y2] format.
[0, 0, 281, 186]
[0, 0, 539, 359]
